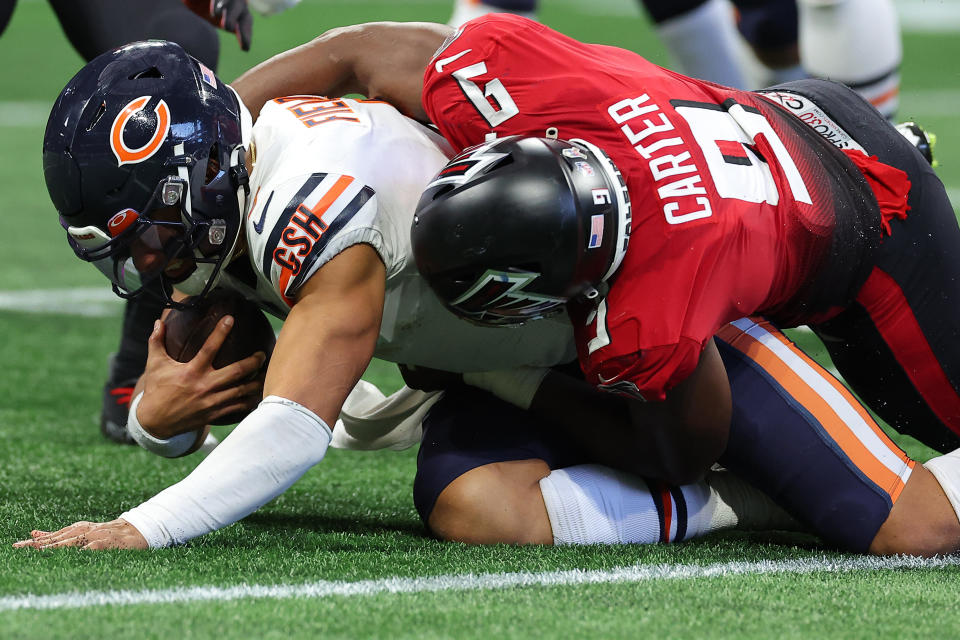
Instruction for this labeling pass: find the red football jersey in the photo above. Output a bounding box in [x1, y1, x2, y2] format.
[422, 15, 881, 400]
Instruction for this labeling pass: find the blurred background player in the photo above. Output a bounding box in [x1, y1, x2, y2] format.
[449, 0, 751, 89]
[450, 0, 902, 117]
[0, 0, 221, 65]
[738, 0, 902, 118]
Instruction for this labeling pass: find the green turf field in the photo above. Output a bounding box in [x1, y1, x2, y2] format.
[2, 1, 959, 637]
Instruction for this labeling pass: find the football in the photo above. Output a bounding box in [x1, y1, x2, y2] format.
[163, 289, 277, 425]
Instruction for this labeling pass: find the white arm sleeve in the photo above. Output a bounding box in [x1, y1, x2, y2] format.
[120, 395, 332, 548]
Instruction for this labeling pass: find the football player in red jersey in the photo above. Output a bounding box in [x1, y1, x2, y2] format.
[234, 14, 959, 468]
[229, 15, 960, 542]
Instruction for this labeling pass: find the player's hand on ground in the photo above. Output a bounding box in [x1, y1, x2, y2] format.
[137, 318, 266, 438]
[182, 0, 253, 51]
[13, 519, 148, 550]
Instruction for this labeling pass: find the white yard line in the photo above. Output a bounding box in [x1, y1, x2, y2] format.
[0, 287, 122, 317]
[946, 187, 960, 208]
[899, 90, 960, 120]
[0, 101, 52, 127]
[893, 0, 960, 32]
[2, 554, 957, 612]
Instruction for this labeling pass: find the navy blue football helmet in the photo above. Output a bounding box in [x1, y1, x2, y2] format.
[412, 136, 631, 326]
[43, 40, 250, 306]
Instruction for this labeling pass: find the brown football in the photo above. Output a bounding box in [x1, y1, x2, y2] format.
[163, 289, 276, 425]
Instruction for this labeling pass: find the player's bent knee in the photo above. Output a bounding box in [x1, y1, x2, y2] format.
[427, 459, 554, 545]
[869, 465, 960, 557]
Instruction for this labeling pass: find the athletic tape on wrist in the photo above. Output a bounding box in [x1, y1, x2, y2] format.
[126, 392, 203, 458]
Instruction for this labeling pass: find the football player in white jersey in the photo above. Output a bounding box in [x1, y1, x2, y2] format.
[21, 40, 801, 551]
[20, 40, 956, 556]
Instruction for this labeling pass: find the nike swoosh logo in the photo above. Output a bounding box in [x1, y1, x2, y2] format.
[596, 372, 622, 385]
[252, 191, 274, 234]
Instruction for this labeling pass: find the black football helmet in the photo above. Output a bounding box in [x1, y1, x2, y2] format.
[411, 136, 631, 326]
[43, 40, 250, 306]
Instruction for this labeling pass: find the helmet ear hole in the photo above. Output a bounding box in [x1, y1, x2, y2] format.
[205, 144, 221, 184]
[129, 67, 163, 80]
[85, 101, 107, 131]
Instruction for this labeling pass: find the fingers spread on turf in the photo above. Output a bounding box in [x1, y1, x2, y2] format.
[16, 520, 147, 550]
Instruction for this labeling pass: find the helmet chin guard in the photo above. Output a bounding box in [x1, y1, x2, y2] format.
[44, 40, 250, 307]
[412, 135, 631, 327]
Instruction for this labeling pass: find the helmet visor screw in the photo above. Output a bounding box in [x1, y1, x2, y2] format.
[161, 181, 183, 206]
[208, 220, 227, 246]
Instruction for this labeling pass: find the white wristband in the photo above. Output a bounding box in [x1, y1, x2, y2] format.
[126, 392, 205, 458]
[463, 367, 550, 410]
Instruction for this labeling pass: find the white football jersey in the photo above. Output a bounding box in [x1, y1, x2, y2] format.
[228, 96, 576, 372]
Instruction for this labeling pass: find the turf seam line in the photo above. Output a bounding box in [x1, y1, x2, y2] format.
[3, 554, 959, 611]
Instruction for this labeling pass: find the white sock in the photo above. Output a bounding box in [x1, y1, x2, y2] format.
[924, 448, 960, 525]
[538, 464, 796, 545]
[655, 0, 750, 89]
[798, 0, 902, 118]
[448, 0, 537, 28]
[702, 468, 800, 532]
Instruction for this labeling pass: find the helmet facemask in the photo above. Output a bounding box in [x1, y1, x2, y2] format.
[64, 138, 247, 309]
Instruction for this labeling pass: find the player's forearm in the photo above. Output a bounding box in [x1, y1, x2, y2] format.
[529, 363, 730, 484]
[632, 340, 732, 484]
[231, 22, 448, 121]
[232, 30, 363, 120]
[120, 396, 331, 547]
[527, 371, 682, 480]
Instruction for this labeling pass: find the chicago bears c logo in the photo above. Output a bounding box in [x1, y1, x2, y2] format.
[109, 96, 170, 166]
